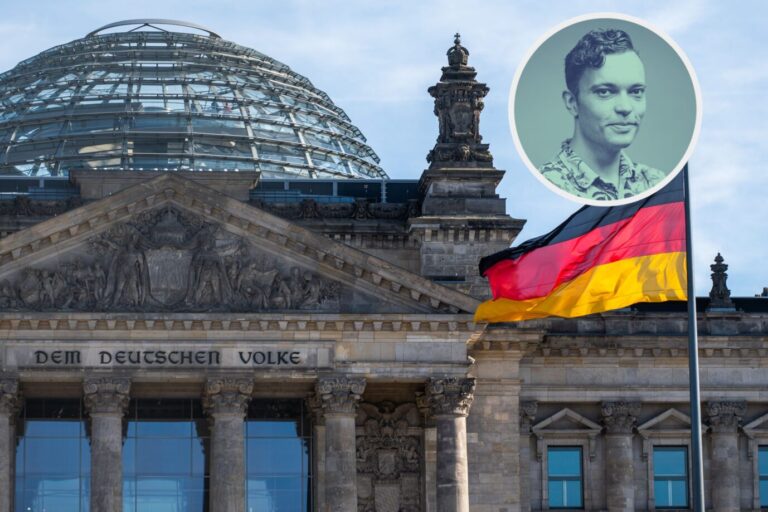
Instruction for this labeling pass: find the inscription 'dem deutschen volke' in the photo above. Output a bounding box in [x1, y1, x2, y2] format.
[31, 349, 303, 367]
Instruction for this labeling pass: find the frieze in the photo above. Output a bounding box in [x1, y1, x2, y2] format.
[0, 315, 475, 333]
[0, 206, 340, 312]
[0, 196, 83, 218]
[356, 401, 421, 512]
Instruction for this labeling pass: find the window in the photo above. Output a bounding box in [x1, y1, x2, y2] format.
[653, 446, 689, 508]
[246, 399, 312, 511]
[547, 447, 583, 509]
[123, 399, 208, 512]
[759, 446, 768, 508]
[15, 398, 90, 512]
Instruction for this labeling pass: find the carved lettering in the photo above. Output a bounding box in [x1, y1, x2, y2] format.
[32, 350, 81, 365]
[238, 350, 302, 366]
[22, 348, 297, 368]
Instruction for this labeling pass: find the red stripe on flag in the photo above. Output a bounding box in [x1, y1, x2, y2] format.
[486, 202, 685, 300]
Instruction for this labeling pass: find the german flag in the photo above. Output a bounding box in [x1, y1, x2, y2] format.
[475, 174, 687, 323]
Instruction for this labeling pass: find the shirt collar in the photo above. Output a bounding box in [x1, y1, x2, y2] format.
[558, 139, 635, 191]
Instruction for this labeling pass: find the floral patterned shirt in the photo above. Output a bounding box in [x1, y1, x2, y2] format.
[539, 140, 667, 201]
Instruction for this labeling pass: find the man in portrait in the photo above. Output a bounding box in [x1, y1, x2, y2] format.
[539, 28, 666, 201]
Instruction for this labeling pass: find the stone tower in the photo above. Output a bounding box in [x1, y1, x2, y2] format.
[409, 34, 524, 298]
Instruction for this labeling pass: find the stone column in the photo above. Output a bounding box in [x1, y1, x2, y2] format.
[706, 400, 746, 512]
[203, 378, 253, 512]
[520, 400, 538, 512]
[0, 379, 20, 512]
[314, 375, 366, 512]
[83, 377, 130, 512]
[601, 401, 640, 512]
[422, 377, 475, 512]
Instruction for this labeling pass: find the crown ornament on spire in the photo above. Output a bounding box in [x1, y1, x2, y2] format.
[447, 33, 469, 68]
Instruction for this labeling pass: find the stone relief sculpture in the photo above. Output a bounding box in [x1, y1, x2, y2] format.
[0, 206, 341, 312]
[356, 401, 421, 512]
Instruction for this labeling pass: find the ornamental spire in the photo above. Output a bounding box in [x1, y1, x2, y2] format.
[709, 252, 734, 309]
[426, 34, 493, 169]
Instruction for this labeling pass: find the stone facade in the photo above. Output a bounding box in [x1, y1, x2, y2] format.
[0, 34, 766, 512]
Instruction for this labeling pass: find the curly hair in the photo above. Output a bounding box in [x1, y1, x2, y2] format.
[565, 29, 636, 95]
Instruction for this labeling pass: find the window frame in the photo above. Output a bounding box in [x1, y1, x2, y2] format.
[638, 408, 700, 511]
[546, 445, 585, 509]
[651, 445, 690, 509]
[742, 411, 768, 509]
[532, 408, 601, 510]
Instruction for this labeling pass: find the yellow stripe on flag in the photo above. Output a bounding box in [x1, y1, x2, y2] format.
[474, 252, 687, 323]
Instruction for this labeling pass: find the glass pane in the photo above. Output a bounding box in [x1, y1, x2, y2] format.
[136, 438, 192, 475]
[124, 438, 136, 476]
[759, 446, 768, 476]
[247, 420, 301, 438]
[25, 438, 81, 475]
[130, 115, 187, 133]
[653, 447, 687, 477]
[548, 480, 564, 508]
[246, 438, 306, 475]
[137, 421, 192, 437]
[247, 477, 305, 511]
[760, 479, 768, 507]
[24, 419, 83, 437]
[191, 117, 247, 136]
[548, 447, 581, 477]
[669, 479, 688, 507]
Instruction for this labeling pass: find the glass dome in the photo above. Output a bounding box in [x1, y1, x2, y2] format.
[0, 20, 387, 179]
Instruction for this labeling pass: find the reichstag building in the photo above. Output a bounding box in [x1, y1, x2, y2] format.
[0, 18, 766, 512]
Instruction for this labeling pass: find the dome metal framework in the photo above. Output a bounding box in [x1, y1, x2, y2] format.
[0, 20, 387, 179]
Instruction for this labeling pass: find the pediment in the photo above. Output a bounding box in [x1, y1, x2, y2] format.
[743, 412, 768, 436]
[0, 174, 479, 315]
[532, 408, 602, 434]
[637, 408, 691, 434]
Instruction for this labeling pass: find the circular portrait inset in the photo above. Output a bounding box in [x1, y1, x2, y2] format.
[510, 13, 701, 206]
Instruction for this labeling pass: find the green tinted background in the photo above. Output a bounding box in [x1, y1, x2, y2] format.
[513, 18, 698, 173]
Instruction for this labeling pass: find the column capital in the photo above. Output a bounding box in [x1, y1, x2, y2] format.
[706, 400, 747, 433]
[520, 400, 538, 433]
[0, 378, 21, 416]
[421, 377, 476, 418]
[314, 376, 366, 415]
[601, 401, 641, 434]
[83, 377, 130, 415]
[203, 378, 253, 416]
[305, 393, 325, 425]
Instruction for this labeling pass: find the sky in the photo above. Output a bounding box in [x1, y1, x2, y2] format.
[0, 0, 765, 296]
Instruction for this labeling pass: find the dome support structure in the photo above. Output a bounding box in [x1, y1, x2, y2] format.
[86, 19, 222, 39]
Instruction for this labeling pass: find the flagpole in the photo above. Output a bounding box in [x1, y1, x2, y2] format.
[684, 164, 705, 511]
